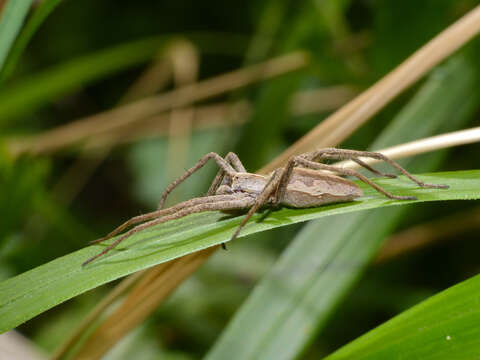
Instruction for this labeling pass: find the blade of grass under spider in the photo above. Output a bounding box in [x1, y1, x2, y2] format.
[0, 170, 479, 334]
[204, 54, 480, 360]
[0, 0, 64, 82]
[0, 0, 34, 71]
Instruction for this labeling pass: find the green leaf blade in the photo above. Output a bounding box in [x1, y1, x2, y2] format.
[325, 273, 480, 360]
[0, 170, 478, 334]
[0, 0, 64, 81]
[0, 0, 34, 70]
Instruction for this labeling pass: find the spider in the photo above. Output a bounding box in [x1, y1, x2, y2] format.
[82, 148, 448, 265]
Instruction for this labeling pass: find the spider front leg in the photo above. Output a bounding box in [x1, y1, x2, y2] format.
[207, 152, 247, 196]
[157, 152, 238, 210]
[90, 195, 240, 245]
[83, 195, 255, 266]
[229, 168, 283, 242]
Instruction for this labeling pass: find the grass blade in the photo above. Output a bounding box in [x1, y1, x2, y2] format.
[324, 271, 480, 360]
[0, 0, 34, 70]
[0, 0, 64, 81]
[0, 170, 478, 334]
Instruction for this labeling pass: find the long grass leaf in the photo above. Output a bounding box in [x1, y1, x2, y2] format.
[0, 0, 64, 81]
[0, 170, 478, 334]
[324, 271, 480, 359]
[0, 0, 34, 70]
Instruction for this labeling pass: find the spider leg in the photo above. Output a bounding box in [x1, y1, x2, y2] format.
[83, 196, 254, 266]
[273, 157, 297, 205]
[212, 153, 248, 250]
[294, 157, 417, 200]
[346, 158, 397, 178]
[226, 152, 247, 172]
[157, 152, 238, 210]
[90, 195, 240, 245]
[207, 152, 247, 195]
[230, 168, 283, 242]
[307, 148, 448, 189]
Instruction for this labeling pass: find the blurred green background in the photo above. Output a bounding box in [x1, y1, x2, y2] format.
[1, 0, 480, 359]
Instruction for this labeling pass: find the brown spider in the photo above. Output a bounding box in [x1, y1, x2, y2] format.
[82, 148, 448, 265]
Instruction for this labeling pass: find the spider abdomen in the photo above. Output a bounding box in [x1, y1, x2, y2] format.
[281, 168, 362, 208]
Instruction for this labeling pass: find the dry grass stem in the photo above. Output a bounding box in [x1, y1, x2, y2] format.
[52, 271, 146, 360]
[0, 330, 48, 360]
[51, 148, 109, 205]
[166, 108, 194, 193]
[52, 47, 188, 358]
[119, 57, 171, 103]
[165, 41, 199, 201]
[72, 247, 217, 360]
[261, 4, 480, 173]
[119, 40, 198, 103]
[53, 45, 190, 357]
[289, 85, 358, 116]
[9, 51, 309, 157]
[0, 0, 7, 16]
[50, 43, 180, 205]
[83, 101, 250, 149]
[80, 84, 355, 151]
[21, 84, 355, 154]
